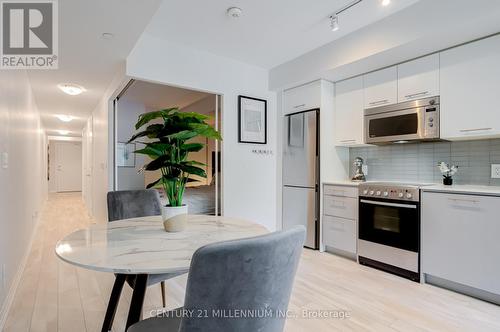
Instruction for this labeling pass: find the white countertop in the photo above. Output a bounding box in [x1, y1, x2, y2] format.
[422, 184, 500, 196]
[323, 180, 362, 187]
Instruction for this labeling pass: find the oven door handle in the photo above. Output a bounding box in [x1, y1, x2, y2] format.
[360, 199, 417, 209]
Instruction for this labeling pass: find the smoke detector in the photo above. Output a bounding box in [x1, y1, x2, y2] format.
[226, 7, 242, 18]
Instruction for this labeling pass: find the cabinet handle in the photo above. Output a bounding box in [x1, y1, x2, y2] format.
[330, 200, 345, 208]
[405, 91, 429, 99]
[448, 198, 479, 204]
[340, 139, 356, 143]
[293, 104, 306, 109]
[369, 99, 389, 106]
[459, 128, 493, 133]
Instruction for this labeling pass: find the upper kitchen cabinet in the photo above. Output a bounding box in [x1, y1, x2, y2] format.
[334, 76, 365, 146]
[440, 35, 500, 140]
[283, 80, 321, 115]
[363, 66, 398, 109]
[398, 54, 440, 102]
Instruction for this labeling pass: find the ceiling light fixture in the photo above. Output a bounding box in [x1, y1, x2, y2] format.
[381, 0, 391, 6]
[55, 114, 73, 122]
[58, 130, 69, 135]
[58, 83, 85, 96]
[329, 0, 363, 32]
[101, 32, 114, 40]
[226, 7, 242, 19]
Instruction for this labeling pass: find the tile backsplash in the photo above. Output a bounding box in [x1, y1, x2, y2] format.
[349, 139, 500, 186]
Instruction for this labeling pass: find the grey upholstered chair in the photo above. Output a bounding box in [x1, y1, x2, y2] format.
[127, 226, 306, 332]
[107, 189, 185, 307]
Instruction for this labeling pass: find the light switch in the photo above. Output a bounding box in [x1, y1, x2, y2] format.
[492, 164, 500, 179]
[1, 152, 8, 169]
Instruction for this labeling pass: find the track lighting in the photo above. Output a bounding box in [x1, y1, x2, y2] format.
[329, 0, 363, 32]
[330, 15, 339, 31]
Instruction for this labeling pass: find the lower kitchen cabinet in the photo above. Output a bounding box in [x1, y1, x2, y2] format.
[422, 191, 500, 301]
[323, 216, 357, 254]
[322, 184, 358, 258]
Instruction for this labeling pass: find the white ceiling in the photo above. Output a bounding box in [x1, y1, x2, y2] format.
[145, 0, 420, 69]
[29, 0, 162, 137]
[121, 80, 211, 111]
[31, 0, 422, 137]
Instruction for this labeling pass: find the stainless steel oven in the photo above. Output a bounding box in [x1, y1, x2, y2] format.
[358, 183, 421, 281]
[364, 96, 440, 144]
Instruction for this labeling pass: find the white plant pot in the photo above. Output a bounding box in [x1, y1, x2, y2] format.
[162, 205, 188, 232]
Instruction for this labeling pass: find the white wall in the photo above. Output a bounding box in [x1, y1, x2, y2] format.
[0, 71, 47, 325]
[269, 0, 500, 90]
[86, 67, 129, 223]
[127, 34, 278, 231]
[116, 98, 146, 191]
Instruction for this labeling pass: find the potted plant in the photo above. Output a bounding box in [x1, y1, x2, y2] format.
[128, 108, 222, 232]
[437, 162, 458, 186]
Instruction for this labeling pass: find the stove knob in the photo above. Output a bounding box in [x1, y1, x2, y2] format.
[383, 191, 389, 197]
[363, 189, 369, 195]
[406, 193, 413, 199]
[369, 190, 374, 195]
[398, 192, 404, 198]
[376, 191, 381, 196]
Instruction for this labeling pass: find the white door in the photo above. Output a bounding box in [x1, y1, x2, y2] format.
[55, 142, 82, 192]
[440, 34, 500, 140]
[335, 76, 365, 146]
[283, 81, 321, 115]
[363, 66, 398, 109]
[84, 117, 93, 212]
[397, 53, 440, 102]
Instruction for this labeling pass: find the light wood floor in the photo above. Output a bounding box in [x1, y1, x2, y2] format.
[4, 193, 500, 332]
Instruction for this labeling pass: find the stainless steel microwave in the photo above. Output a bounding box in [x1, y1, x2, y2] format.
[364, 96, 440, 144]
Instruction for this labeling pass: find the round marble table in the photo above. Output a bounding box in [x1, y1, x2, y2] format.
[55, 214, 268, 331]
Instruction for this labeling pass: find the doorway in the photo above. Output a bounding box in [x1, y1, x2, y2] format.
[112, 80, 223, 215]
[49, 141, 83, 192]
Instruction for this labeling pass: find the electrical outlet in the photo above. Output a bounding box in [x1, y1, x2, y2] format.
[362, 165, 368, 175]
[1, 152, 8, 169]
[492, 164, 500, 179]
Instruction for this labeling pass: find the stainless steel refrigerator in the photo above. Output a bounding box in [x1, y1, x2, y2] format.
[283, 109, 319, 249]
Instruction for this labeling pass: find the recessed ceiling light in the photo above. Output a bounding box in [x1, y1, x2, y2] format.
[58, 83, 85, 96]
[382, 0, 391, 6]
[226, 7, 242, 18]
[55, 114, 73, 122]
[330, 15, 339, 31]
[58, 130, 69, 135]
[101, 32, 114, 40]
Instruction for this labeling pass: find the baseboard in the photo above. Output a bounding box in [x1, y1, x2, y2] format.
[0, 213, 41, 330]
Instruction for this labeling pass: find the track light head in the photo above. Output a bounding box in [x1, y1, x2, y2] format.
[330, 15, 339, 31]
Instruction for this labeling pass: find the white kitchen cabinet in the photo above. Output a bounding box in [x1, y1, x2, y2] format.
[363, 66, 398, 109]
[283, 81, 321, 115]
[422, 191, 500, 297]
[398, 54, 439, 102]
[334, 76, 366, 146]
[322, 184, 358, 257]
[323, 216, 357, 254]
[440, 35, 500, 140]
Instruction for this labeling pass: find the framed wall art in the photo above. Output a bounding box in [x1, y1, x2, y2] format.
[238, 95, 267, 144]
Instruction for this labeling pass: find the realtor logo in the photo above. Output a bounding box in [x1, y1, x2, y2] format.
[1, 0, 58, 69]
